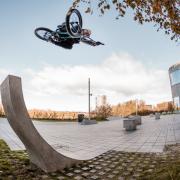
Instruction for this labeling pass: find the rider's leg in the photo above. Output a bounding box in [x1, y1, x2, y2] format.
[81, 29, 91, 37]
[53, 41, 73, 49]
[60, 41, 73, 49]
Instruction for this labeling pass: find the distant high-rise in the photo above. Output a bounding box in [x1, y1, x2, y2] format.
[169, 63, 180, 109]
[96, 95, 107, 107]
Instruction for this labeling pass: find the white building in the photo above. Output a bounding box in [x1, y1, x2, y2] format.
[96, 95, 107, 107]
[169, 63, 180, 109]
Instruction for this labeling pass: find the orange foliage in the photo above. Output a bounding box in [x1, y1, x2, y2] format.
[28, 109, 78, 120]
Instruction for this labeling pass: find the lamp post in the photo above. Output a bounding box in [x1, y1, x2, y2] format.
[88, 78, 92, 120]
[136, 99, 138, 116]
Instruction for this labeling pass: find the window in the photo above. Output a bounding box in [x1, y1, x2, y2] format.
[174, 96, 180, 109]
[170, 70, 180, 86]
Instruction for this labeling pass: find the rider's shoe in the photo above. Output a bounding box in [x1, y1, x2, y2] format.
[96, 41, 104, 45]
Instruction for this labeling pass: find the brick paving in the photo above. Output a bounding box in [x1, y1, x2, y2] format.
[1, 138, 180, 179]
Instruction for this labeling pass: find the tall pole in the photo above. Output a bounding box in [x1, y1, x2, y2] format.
[88, 78, 91, 120]
[95, 96, 98, 109]
[136, 99, 138, 116]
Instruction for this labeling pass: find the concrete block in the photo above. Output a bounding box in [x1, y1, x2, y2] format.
[149, 114, 154, 117]
[132, 115, 142, 125]
[123, 119, 137, 131]
[155, 113, 160, 120]
[81, 119, 97, 125]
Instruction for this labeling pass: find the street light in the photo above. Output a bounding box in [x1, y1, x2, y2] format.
[88, 78, 92, 120]
[136, 99, 138, 116]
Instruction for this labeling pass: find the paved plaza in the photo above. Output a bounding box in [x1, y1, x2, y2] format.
[0, 114, 180, 160]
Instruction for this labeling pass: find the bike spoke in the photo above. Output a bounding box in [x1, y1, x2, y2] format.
[69, 13, 80, 34]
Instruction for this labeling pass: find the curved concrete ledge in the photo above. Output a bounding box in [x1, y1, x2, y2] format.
[0, 75, 81, 172]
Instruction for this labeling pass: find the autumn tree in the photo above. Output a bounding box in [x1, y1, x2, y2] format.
[0, 105, 5, 117]
[112, 100, 155, 116]
[72, 0, 180, 41]
[112, 100, 136, 117]
[167, 101, 175, 112]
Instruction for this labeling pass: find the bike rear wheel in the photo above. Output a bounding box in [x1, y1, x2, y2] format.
[66, 9, 82, 37]
[34, 27, 53, 41]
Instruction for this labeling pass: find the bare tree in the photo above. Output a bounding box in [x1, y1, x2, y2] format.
[96, 104, 112, 120]
[0, 105, 5, 117]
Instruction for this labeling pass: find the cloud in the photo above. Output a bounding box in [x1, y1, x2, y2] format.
[0, 68, 13, 103]
[0, 68, 11, 81]
[20, 52, 171, 110]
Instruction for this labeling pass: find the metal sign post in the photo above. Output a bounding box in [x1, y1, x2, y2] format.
[136, 99, 138, 116]
[88, 78, 91, 120]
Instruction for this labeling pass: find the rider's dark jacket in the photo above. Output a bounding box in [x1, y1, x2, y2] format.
[55, 23, 80, 49]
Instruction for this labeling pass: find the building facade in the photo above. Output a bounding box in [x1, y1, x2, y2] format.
[156, 101, 173, 112]
[96, 95, 107, 107]
[144, 105, 153, 111]
[169, 63, 180, 109]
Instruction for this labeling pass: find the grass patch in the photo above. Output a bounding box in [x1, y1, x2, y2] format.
[1, 139, 180, 179]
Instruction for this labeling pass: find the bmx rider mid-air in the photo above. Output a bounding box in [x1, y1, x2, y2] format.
[34, 9, 104, 50]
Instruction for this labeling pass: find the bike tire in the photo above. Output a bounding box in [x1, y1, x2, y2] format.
[66, 9, 83, 37]
[34, 27, 53, 41]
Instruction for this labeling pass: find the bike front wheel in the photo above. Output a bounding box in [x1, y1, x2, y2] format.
[34, 27, 53, 41]
[66, 9, 83, 37]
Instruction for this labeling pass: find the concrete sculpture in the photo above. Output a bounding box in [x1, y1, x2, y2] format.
[0, 75, 80, 172]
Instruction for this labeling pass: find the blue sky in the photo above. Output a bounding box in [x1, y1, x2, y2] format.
[0, 0, 179, 111]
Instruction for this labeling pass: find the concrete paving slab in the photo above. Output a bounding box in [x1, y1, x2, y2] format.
[0, 114, 180, 159]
